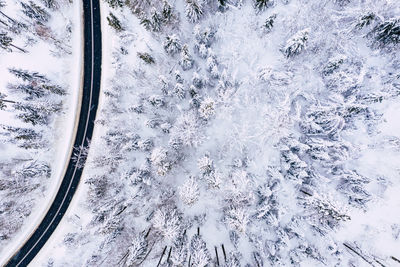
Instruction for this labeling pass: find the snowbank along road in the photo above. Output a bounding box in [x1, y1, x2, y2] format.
[5, 0, 102, 265]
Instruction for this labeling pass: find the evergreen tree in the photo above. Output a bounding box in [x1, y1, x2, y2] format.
[9, 68, 47, 83]
[355, 12, 376, 30]
[107, 12, 123, 32]
[283, 28, 309, 58]
[14, 160, 51, 178]
[264, 14, 277, 32]
[198, 43, 208, 58]
[14, 101, 61, 125]
[1, 125, 43, 149]
[8, 84, 44, 98]
[197, 155, 214, 176]
[194, 26, 216, 47]
[159, 75, 169, 95]
[206, 54, 217, 72]
[104, 0, 123, 8]
[337, 170, 371, 207]
[280, 136, 309, 181]
[218, 0, 228, 11]
[322, 55, 346, 76]
[150, 8, 162, 32]
[163, 34, 182, 55]
[371, 17, 400, 46]
[185, 0, 204, 23]
[137, 52, 155, 64]
[139, 13, 152, 31]
[8, 68, 65, 97]
[40, 0, 58, 10]
[173, 82, 185, 99]
[0, 32, 26, 52]
[0, 92, 15, 110]
[334, 0, 350, 6]
[0, 32, 11, 51]
[21, 1, 50, 24]
[192, 72, 203, 88]
[179, 44, 194, 71]
[162, 1, 174, 23]
[301, 192, 350, 231]
[254, 0, 274, 13]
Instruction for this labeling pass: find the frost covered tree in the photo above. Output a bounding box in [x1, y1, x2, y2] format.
[0, 125, 43, 149]
[192, 72, 204, 88]
[185, 0, 204, 23]
[14, 160, 51, 179]
[225, 252, 242, 267]
[107, 12, 123, 32]
[125, 233, 149, 266]
[336, 170, 371, 208]
[179, 177, 200, 205]
[8, 68, 65, 97]
[279, 136, 309, 182]
[170, 231, 189, 265]
[283, 28, 309, 58]
[190, 234, 211, 266]
[163, 34, 182, 55]
[206, 54, 217, 72]
[14, 101, 61, 125]
[197, 155, 221, 188]
[171, 112, 202, 147]
[0, 92, 14, 110]
[224, 205, 249, 233]
[21, 1, 50, 24]
[197, 155, 214, 176]
[148, 94, 165, 107]
[199, 97, 215, 119]
[153, 206, 182, 241]
[179, 44, 194, 71]
[194, 25, 216, 50]
[173, 82, 186, 99]
[301, 193, 350, 230]
[150, 147, 171, 175]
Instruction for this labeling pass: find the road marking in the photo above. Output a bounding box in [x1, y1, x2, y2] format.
[14, 0, 97, 265]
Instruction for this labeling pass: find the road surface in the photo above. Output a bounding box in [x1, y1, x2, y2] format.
[5, 0, 102, 265]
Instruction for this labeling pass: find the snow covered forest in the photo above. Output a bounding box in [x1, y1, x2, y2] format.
[0, 0, 80, 257]
[4, 0, 400, 266]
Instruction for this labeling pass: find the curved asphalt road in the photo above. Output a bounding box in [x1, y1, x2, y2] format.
[5, 0, 102, 266]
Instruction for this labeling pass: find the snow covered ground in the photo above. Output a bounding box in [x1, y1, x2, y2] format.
[0, 0, 82, 264]
[28, 0, 400, 266]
